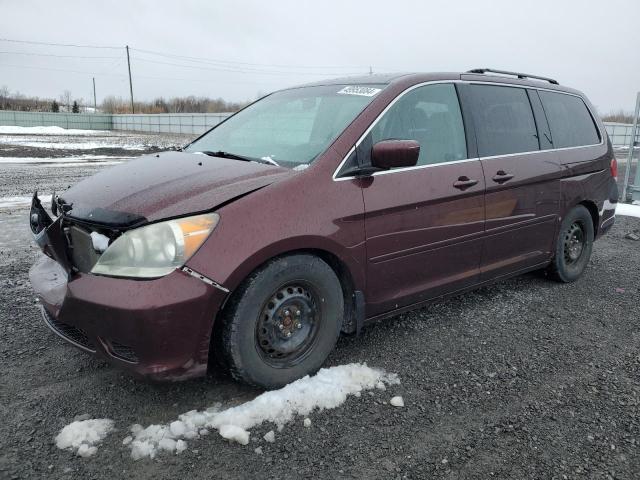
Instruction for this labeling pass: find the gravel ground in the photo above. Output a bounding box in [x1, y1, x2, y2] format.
[1, 133, 640, 479]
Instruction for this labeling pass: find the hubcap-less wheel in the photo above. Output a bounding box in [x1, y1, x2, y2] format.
[256, 283, 320, 367]
[563, 221, 585, 265]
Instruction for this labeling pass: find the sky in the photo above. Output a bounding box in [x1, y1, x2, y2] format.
[0, 0, 638, 113]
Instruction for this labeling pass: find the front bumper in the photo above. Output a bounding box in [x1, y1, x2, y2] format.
[29, 255, 227, 381]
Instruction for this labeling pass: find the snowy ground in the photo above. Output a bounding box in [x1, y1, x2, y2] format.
[1, 129, 640, 479]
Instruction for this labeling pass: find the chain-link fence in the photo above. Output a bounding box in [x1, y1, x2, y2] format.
[0, 110, 232, 134]
[0, 110, 112, 130]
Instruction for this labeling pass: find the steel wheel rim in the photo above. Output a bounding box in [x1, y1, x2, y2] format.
[563, 221, 585, 265]
[255, 282, 321, 367]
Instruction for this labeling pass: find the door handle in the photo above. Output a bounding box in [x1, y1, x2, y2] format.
[492, 170, 514, 184]
[453, 176, 479, 190]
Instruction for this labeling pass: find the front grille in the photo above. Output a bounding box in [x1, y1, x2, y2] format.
[109, 341, 139, 363]
[40, 307, 96, 352]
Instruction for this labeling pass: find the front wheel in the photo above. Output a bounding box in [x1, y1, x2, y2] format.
[218, 254, 343, 389]
[547, 205, 594, 283]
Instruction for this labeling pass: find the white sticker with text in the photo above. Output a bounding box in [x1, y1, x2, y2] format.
[337, 86, 382, 97]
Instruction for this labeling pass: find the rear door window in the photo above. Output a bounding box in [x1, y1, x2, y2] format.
[538, 91, 600, 148]
[369, 83, 467, 166]
[469, 85, 540, 157]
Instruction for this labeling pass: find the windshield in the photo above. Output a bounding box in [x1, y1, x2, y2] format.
[184, 84, 385, 168]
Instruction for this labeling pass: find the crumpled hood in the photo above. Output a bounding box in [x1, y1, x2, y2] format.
[60, 151, 293, 227]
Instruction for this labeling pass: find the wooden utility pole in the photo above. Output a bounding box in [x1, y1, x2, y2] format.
[92, 77, 97, 111]
[126, 45, 135, 114]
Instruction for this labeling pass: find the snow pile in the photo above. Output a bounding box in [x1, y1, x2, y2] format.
[125, 363, 399, 459]
[616, 203, 640, 219]
[90, 231, 110, 252]
[0, 125, 105, 135]
[55, 419, 115, 457]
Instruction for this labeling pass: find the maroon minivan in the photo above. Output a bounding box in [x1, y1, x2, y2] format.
[30, 69, 618, 388]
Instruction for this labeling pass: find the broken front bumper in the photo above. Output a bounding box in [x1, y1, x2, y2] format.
[28, 193, 227, 381]
[30, 254, 226, 380]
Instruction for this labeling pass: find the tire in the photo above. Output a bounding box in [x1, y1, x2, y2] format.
[547, 205, 594, 283]
[218, 254, 343, 389]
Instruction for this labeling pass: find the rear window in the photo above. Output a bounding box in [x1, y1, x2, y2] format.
[538, 91, 600, 148]
[470, 85, 540, 157]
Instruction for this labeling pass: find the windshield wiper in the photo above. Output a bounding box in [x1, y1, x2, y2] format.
[197, 150, 279, 166]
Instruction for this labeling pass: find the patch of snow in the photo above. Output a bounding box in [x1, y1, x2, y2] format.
[55, 419, 115, 457]
[176, 439, 187, 453]
[303, 417, 311, 428]
[3, 140, 148, 150]
[263, 430, 276, 443]
[254, 446, 263, 455]
[0, 125, 106, 135]
[90, 232, 110, 252]
[219, 425, 250, 445]
[390, 396, 405, 407]
[616, 203, 640, 218]
[0, 194, 51, 209]
[0, 155, 131, 164]
[293, 164, 309, 171]
[36, 160, 124, 168]
[124, 363, 399, 459]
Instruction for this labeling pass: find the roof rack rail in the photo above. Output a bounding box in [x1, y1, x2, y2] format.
[466, 68, 559, 85]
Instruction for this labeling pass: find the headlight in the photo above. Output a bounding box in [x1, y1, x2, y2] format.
[91, 213, 219, 278]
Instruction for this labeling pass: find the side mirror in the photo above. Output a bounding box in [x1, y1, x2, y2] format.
[371, 140, 420, 170]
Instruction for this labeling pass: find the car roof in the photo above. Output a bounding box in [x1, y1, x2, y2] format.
[296, 71, 583, 96]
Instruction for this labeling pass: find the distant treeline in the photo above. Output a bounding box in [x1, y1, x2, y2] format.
[101, 95, 247, 114]
[0, 85, 247, 114]
[601, 110, 635, 124]
[0, 84, 636, 121]
[0, 86, 56, 112]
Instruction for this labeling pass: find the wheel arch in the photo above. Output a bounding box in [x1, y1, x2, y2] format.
[215, 243, 362, 335]
[208, 246, 360, 371]
[578, 199, 599, 237]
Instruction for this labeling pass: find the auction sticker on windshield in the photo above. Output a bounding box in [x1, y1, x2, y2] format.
[336, 86, 382, 97]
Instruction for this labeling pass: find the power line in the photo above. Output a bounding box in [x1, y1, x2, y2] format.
[0, 37, 121, 49]
[131, 55, 365, 77]
[0, 62, 284, 86]
[0, 50, 120, 59]
[0, 62, 127, 77]
[130, 47, 370, 71]
[0, 37, 374, 72]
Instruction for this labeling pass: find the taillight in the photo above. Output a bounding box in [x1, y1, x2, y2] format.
[610, 157, 618, 180]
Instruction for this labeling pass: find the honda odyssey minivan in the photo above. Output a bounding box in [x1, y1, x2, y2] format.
[29, 69, 618, 388]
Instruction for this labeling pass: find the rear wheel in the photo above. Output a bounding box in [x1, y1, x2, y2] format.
[218, 254, 343, 389]
[547, 205, 594, 282]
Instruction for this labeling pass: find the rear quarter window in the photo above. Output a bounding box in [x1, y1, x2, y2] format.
[538, 91, 600, 148]
[469, 85, 540, 157]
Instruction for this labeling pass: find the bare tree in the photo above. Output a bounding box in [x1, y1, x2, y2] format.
[0, 85, 9, 109]
[60, 90, 72, 112]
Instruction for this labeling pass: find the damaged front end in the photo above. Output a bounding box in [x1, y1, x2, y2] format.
[28, 191, 229, 381]
[30, 192, 115, 277]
